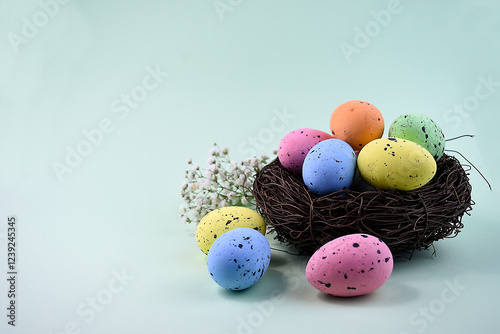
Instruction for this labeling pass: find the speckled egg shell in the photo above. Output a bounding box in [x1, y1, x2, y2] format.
[306, 233, 393, 297]
[388, 113, 446, 160]
[357, 137, 437, 191]
[278, 128, 334, 174]
[302, 139, 357, 196]
[196, 207, 266, 255]
[207, 227, 271, 291]
[330, 100, 384, 150]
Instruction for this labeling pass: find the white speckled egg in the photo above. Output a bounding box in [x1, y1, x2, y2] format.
[306, 233, 393, 297]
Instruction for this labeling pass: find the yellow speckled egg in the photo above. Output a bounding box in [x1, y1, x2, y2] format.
[196, 206, 266, 254]
[357, 137, 437, 191]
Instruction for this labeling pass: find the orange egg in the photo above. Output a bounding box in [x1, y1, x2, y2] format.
[330, 100, 384, 150]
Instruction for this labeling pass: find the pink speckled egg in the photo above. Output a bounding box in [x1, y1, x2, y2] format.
[306, 234, 393, 297]
[278, 128, 333, 174]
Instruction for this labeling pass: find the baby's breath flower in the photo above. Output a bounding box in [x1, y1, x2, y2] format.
[229, 161, 237, 172]
[218, 169, 227, 180]
[179, 143, 277, 224]
[199, 208, 208, 217]
[208, 164, 218, 173]
[195, 179, 205, 190]
[196, 195, 204, 205]
[211, 196, 220, 208]
[205, 170, 214, 180]
[192, 210, 202, 220]
[210, 148, 220, 156]
[234, 177, 243, 187]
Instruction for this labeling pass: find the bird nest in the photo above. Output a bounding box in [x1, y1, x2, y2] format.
[252, 153, 473, 257]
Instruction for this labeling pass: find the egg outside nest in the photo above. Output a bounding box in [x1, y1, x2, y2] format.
[207, 228, 271, 291]
[252, 153, 473, 257]
[306, 234, 394, 297]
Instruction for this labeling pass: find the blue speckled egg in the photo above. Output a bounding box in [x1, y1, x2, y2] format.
[302, 139, 357, 196]
[207, 228, 271, 291]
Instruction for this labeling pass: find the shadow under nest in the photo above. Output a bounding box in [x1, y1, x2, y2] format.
[252, 154, 473, 257]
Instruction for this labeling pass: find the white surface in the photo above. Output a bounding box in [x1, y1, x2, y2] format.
[0, 1, 499, 333]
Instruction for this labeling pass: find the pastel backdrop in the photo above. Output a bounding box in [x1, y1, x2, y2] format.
[0, 1, 498, 333]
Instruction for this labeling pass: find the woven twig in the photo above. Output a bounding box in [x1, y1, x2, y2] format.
[252, 154, 473, 256]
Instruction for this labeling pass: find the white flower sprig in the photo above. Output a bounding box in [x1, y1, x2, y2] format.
[179, 143, 277, 224]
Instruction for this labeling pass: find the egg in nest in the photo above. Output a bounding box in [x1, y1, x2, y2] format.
[330, 100, 384, 151]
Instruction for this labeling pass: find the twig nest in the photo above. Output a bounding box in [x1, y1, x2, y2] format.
[252, 153, 473, 256]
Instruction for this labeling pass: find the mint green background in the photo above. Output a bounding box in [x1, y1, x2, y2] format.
[0, 1, 499, 333]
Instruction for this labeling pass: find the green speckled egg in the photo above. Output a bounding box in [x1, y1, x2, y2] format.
[388, 113, 445, 160]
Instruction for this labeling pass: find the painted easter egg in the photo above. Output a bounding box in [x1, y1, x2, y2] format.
[306, 233, 393, 297]
[330, 100, 384, 150]
[302, 139, 357, 196]
[207, 227, 271, 291]
[196, 207, 266, 254]
[278, 128, 334, 174]
[357, 137, 437, 191]
[388, 113, 445, 160]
